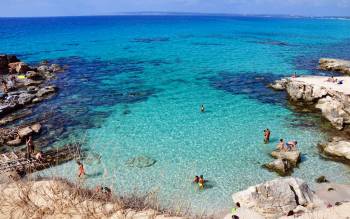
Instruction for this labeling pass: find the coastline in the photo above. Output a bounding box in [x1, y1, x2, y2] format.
[0, 51, 348, 217]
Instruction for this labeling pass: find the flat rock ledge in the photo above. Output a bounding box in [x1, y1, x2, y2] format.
[270, 75, 350, 130]
[319, 58, 350, 75]
[318, 138, 350, 164]
[263, 150, 301, 176]
[231, 177, 322, 219]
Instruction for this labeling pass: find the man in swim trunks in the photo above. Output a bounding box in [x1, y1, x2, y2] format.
[264, 129, 271, 144]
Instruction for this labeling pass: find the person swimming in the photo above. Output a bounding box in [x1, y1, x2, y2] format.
[198, 175, 205, 189]
[200, 104, 205, 112]
[193, 175, 199, 183]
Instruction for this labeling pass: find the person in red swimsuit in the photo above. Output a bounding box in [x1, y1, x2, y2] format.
[264, 129, 271, 144]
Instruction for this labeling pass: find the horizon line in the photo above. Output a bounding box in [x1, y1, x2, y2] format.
[1, 11, 350, 19]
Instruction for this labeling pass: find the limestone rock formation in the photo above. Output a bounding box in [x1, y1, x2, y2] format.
[320, 139, 350, 162]
[271, 150, 301, 167]
[263, 159, 293, 176]
[232, 177, 321, 218]
[319, 58, 350, 75]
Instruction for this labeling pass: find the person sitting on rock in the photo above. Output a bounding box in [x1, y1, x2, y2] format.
[287, 141, 298, 151]
[35, 151, 44, 161]
[277, 139, 287, 151]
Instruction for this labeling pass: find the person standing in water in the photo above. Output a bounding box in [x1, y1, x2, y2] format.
[264, 129, 271, 144]
[77, 161, 85, 177]
[200, 104, 205, 113]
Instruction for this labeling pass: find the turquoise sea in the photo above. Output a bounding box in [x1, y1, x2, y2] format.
[1, 16, 350, 214]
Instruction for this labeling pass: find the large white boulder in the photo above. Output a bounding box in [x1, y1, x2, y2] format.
[322, 140, 350, 161]
[232, 177, 321, 218]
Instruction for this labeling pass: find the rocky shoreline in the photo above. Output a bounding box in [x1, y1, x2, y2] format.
[0, 54, 63, 150]
[269, 58, 350, 165]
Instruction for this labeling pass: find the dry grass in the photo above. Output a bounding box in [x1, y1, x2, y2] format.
[0, 176, 214, 219]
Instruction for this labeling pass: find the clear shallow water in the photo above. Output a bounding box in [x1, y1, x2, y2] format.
[1, 16, 350, 214]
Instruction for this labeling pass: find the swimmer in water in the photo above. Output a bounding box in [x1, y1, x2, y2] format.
[200, 104, 205, 112]
[199, 175, 205, 189]
[193, 175, 199, 183]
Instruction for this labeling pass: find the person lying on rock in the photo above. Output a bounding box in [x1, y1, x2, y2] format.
[326, 76, 337, 83]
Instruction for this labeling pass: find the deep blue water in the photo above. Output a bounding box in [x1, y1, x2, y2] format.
[1, 16, 350, 214]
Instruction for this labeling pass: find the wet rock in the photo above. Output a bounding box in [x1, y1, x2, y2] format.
[18, 126, 33, 138]
[30, 123, 41, 133]
[6, 137, 22, 146]
[315, 176, 329, 183]
[27, 86, 39, 93]
[8, 62, 30, 74]
[26, 71, 44, 80]
[0, 109, 32, 125]
[36, 86, 57, 97]
[6, 55, 20, 63]
[18, 92, 36, 105]
[24, 79, 43, 87]
[232, 177, 321, 218]
[268, 79, 287, 91]
[263, 159, 293, 176]
[0, 103, 20, 116]
[271, 150, 301, 167]
[37, 65, 49, 73]
[319, 58, 350, 75]
[0, 55, 9, 74]
[49, 64, 63, 72]
[125, 156, 156, 168]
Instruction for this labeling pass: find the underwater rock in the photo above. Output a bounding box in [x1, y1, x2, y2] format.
[125, 156, 156, 168]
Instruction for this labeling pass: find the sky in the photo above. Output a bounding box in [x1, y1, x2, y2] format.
[1, 0, 350, 17]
